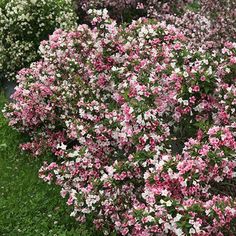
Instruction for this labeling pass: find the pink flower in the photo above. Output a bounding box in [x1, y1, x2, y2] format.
[198, 144, 210, 156]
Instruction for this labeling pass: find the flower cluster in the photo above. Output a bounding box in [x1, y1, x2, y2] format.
[0, 0, 77, 81]
[73, 0, 142, 22]
[76, 0, 139, 11]
[4, 9, 236, 236]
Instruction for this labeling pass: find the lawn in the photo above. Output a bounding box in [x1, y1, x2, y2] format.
[0, 92, 100, 236]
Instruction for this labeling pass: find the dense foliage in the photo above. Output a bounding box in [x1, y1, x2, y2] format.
[5, 9, 236, 235]
[0, 0, 76, 81]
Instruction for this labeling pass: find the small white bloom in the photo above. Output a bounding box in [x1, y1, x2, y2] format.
[60, 143, 67, 150]
[87, 9, 93, 14]
[175, 68, 181, 73]
[183, 71, 188, 77]
[160, 199, 165, 204]
[166, 200, 172, 206]
[57, 143, 67, 150]
[205, 209, 211, 216]
[176, 228, 184, 236]
[206, 66, 212, 75]
[143, 172, 150, 180]
[189, 228, 196, 234]
[174, 213, 182, 222]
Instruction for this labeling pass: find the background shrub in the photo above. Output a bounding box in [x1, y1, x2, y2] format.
[73, 0, 235, 49]
[0, 0, 77, 81]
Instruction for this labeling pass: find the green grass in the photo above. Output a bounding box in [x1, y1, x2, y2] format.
[0, 92, 101, 236]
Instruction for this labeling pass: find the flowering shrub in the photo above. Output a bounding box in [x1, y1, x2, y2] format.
[0, 0, 77, 81]
[151, 0, 236, 50]
[74, 0, 235, 49]
[4, 9, 236, 236]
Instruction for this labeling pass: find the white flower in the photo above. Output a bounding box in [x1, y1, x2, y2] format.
[70, 211, 76, 217]
[146, 216, 154, 222]
[193, 221, 201, 233]
[143, 172, 150, 180]
[68, 151, 79, 158]
[159, 218, 164, 224]
[174, 214, 182, 222]
[96, 10, 102, 16]
[175, 68, 181, 73]
[183, 71, 188, 77]
[189, 228, 196, 234]
[160, 199, 165, 204]
[57, 143, 67, 150]
[206, 66, 212, 75]
[205, 209, 211, 216]
[100, 173, 108, 181]
[176, 228, 184, 236]
[163, 222, 171, 232]
[87, 9, 93, 14]
[144, 144, 150, 152]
